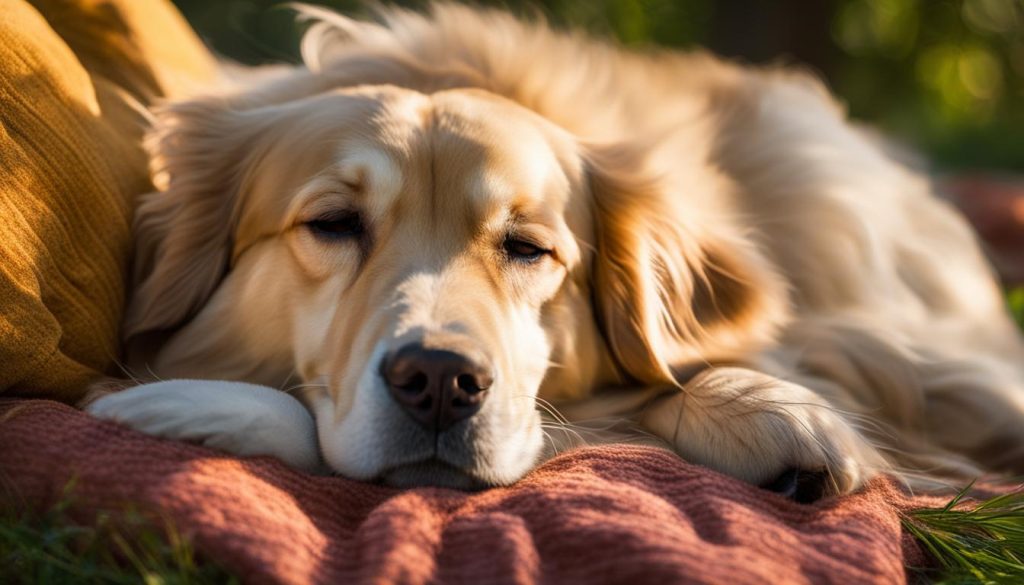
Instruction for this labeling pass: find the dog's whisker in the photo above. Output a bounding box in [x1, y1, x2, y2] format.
[533, 397, 575, 427]
[540, 423, 587, 451]
[508, 393, 575, 427]
[539, 428, 559, 455]
[142, 364, 167, 384]
[109, 360, 148, 386]
[278, 370, 299, 393]
[281, 381, 330, 396]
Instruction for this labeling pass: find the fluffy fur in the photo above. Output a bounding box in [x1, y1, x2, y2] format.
[89, 3, 1024, 495]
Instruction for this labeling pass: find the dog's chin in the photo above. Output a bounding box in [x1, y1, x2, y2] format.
[379, 459, 491, 490]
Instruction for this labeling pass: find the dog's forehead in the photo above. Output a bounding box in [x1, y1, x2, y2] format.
[430, 92, 571, 207]
[329, 89, 576, 224]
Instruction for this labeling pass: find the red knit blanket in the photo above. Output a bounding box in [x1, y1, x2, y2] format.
[0, 399, 951, 584]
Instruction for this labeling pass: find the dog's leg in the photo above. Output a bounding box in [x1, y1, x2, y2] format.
[638, 367, 887, 498]
[86, 380, 322, 473]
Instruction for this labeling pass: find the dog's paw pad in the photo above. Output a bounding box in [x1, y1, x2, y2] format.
[761, 468, 830, 503]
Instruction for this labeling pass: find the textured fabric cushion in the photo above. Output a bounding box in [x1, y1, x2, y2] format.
[0, 0, 215, 401]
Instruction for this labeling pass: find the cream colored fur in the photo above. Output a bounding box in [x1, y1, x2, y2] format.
[88, 3, 1024, 494]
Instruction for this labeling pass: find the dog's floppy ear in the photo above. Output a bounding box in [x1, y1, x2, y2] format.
[587, 143, 790, 385]
[123, 98, 265, 340]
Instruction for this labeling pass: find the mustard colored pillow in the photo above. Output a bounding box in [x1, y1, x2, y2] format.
[0, 0, 216, 402]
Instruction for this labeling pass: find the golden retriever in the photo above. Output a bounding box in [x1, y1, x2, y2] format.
[88, 3, 1024, 499]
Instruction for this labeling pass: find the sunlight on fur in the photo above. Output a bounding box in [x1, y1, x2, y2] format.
[87, 2, 1024, 497]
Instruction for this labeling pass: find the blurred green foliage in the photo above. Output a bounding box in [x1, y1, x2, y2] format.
[1007, 287, 1024, 328]
[172, 0, 1024, 171]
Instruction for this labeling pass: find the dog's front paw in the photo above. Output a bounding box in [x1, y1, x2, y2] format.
[642, 368, 886, 498]
[87, 380, 322, 472]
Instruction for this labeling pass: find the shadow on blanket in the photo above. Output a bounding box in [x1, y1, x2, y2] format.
[0, 399, 945, 584]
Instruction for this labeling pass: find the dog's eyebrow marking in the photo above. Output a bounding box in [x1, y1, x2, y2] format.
[469, 169, 517, 204]
[468, 153, 551, 202]
[456, 168, 515, 238]
[335, 147, 402, 219]
[511, 200, 560, 227]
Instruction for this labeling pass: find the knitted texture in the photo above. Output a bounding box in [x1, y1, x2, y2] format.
[0, 399, 944, 585]
[0, 0, 215, 402]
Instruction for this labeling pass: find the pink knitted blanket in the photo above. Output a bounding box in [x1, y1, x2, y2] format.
[1, 399, 943, 584]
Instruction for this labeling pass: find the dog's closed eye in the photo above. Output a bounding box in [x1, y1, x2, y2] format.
[306, 211, 364, 241]
[503, 237, 551, 263]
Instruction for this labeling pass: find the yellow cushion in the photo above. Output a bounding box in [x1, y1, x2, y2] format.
[0, 0, 216, 401]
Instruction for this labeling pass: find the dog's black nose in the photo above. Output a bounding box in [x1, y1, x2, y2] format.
[381, 344, 493, 432]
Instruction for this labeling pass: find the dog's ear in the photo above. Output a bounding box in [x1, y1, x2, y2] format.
[123, 98, 265, 340]
[586, 144, 790, 385]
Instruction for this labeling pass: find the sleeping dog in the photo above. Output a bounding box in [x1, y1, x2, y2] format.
[88, 3, 1024, 498]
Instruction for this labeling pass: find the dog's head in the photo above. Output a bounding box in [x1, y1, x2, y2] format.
[126, 81, 786, 487]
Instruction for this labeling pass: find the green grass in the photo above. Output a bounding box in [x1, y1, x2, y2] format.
[0, 481, 236, 585]
[903, 482, 1024, 585]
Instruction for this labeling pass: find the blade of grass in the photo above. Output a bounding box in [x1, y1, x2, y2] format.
[903, 483, 1024, 585]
